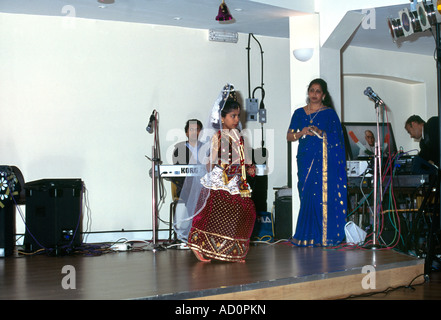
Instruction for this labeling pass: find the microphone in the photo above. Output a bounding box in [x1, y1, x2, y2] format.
[146, 110, 156, 134]
[364, 87, 384, 105]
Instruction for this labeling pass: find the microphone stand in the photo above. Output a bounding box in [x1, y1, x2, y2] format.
[369, 101, 383, 250]
[145, 110, 164, 251]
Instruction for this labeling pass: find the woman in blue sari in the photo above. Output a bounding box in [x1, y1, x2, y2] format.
[287, 78, 347, 247]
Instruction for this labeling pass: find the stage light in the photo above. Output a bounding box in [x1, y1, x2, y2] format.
[425, 2, 437, 25]
[399, 8, 414, 36]
[410, 9, 423, 32]
[417, 3, 430, 30]
[387, 17, 404, 41]
[387, 1, 438, 41]
[216, 0, 233, 21]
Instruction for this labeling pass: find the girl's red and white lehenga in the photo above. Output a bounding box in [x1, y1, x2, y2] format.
[187, 130, 256, 262]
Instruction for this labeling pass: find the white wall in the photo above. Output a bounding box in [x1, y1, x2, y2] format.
[0, 13, 291, 243]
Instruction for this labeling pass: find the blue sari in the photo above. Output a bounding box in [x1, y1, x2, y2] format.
[288, 107, 347, 247]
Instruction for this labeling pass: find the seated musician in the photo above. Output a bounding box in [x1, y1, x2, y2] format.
[171, 119, 203, 199]
[405, 115, 440, 169]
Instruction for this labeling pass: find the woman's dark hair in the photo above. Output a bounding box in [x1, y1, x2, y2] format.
[307, 78, 335, 110]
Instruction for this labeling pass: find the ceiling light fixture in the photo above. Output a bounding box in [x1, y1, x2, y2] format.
[97, 0, 115, 4]
[216, 0, 233, 21]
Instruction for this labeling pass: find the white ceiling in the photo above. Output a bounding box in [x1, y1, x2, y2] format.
[0, 0, 436, 56]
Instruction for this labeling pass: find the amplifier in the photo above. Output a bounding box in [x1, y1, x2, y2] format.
[386, 174, 429, 188]
[348, 174, 428, 189]
[394, 155, 415, 174]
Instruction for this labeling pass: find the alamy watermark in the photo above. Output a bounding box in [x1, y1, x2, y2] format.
[361, 265, 376, 290]
[61, 265, 76, 290]
[361, 8, 376, 30]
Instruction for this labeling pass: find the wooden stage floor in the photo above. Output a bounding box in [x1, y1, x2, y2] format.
[0, 242, 426, 300]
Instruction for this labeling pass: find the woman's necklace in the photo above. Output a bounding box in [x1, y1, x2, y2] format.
[308, 104, 324, 124]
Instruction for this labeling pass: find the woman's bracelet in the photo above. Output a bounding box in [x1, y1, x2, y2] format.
[290, 130, 300, 141]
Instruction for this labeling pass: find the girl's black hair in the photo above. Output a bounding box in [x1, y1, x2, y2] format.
[210, 99, 241, 130]
[221, 99, 240, 118]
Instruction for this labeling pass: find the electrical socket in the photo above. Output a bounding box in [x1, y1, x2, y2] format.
[246, 98, 258, 121]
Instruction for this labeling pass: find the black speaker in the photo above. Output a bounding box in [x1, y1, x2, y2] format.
[0, 165, 24, 257]
[0, 204, 15, 257]
[24, 179, 83, 254]
[250, 174, 268, 212]
[274, 188, 292, 240]
[250, 147, 269, 212]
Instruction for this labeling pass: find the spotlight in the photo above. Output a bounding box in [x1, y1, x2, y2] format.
[417, 3, 430, 30]
[387, 17, 404, 41]
[399, 8, 414, 36]
[387, 1, 438, 41]
[410, 9, 423, 32]
[417, 3, 437, 31]
[216, 0, 233, 21]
